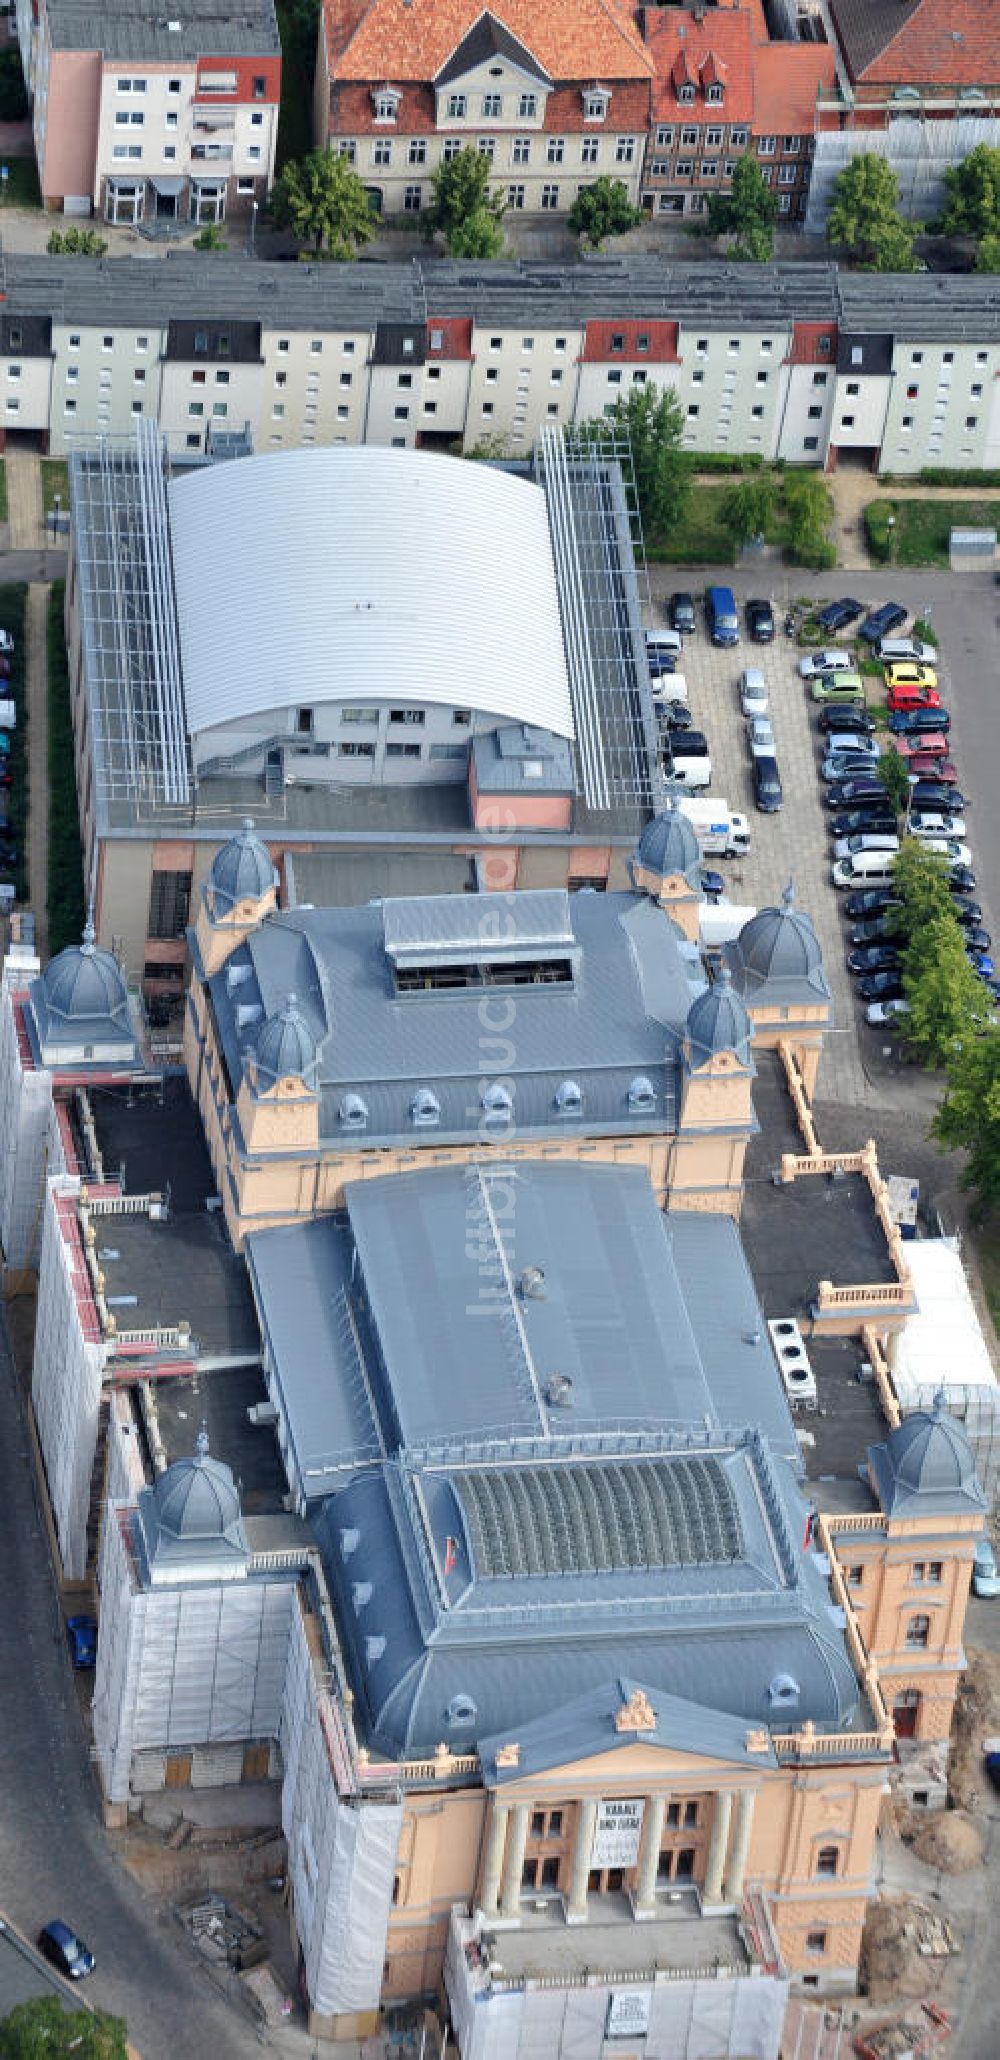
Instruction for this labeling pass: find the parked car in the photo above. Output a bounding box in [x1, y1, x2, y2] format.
[916, 838, 972, 866]
[647, 650, 676, 677]
[816, 597, 863, 634]
[819, 732, 878, 759]
[901, 750, 957, 782]
[747, 714, 776, 757]
[819, 704, 876, 735]
[845, 890, 903, 920]
[910, 782, 966, 813]
[37, 1922, 95, 1981]
[0, 732, 10, 757]
[850, 915, 903, 946]
[865, 998, 911, 1025]
[889, 706, 951, 736]
[963, 927, 992, 953]
[660, 704, 694, 732]
[745, 597, 775, 642]
[858, 970, 905, 1001]
[821, 754, 884, 784]
[834, 831, 900, 861]
[831, 809, 897, 839]
[753, 755, 783, 812]
[0, 630, 13, 655]
[848, 944, 902, 975]
[878, 636, 937, 665]
[826, 778, 886, 808]
[970, 949, 996, 976]
[700, 868, 725, 899]
[645, 627, 682, 659]
[66, 1615, 98, 1669]
[739, 668, 769, 717]
[908, 810, 967, 840]
[811, 674, 865, 705]
[706, 584, 740, 646]
[884, 661, 939, 692]
[668, 592, 697, 634]
[886, 683, 941, 713]
[859, 601, 908, 646]
[950, 865, 978, 893]
[799, 649, 855, 679]
[952, 899, 984, 926]
[973, 1539, 1000, 1598]
[0, 657, 11, 678]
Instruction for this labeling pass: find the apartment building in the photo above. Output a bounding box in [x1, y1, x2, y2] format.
[13, 0, 280, 222]
[317, 0, 654, 220]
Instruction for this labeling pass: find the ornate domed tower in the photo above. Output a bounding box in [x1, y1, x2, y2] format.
[135, 1427, 250, 1585]
[190, 819, 279, 980]
[28, 916, 140, 1067]
[629, 796, 703, 943]
[236, 991, 320, 1160]
[673, 966, 754, 1219]
[727, 881, 831, 1098]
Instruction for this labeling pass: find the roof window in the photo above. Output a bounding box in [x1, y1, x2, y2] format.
[482, 1083, 513, 1124]
[554, 1079, 582, 1115]
[410, 1087, 441, 1127]
[339, 1092, 368, 1129]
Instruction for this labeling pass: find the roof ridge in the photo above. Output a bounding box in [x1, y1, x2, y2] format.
[592, 0, 655, 74]
[863, 0, 929, 71]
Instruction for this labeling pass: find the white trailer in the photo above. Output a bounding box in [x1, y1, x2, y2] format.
[678, 797, 751, 858]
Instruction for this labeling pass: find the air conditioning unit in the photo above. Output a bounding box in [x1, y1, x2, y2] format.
[767, 1318, 818, 1413]
[247, 1402, 278, 1427]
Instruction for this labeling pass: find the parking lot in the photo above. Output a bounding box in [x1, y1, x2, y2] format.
[643, 564, 998, 1114]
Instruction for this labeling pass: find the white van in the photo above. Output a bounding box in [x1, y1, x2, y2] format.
[645, 628, 683, 661]
[832, 831, 900, 861]
[668, 749, 712, 790]
[832, 850, 897, 888]
[650, 672, 689, 707]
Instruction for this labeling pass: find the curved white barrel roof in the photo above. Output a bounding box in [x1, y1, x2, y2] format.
[167, 446, 574, 741]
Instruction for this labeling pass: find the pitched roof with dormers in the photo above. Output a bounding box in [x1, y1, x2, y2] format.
[325, 0, 654, 87]
[645, 6, 754, 125]
[828, 0, 1000, 88]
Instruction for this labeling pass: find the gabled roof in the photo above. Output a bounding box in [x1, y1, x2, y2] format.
[645, 6, 753, 123]
[480, 1677, 780, 1783]
[828, 0, 999, 87]
[435, 11, 551, 87]
[751, 39, 836, 134]
[326, 0, 653, 85]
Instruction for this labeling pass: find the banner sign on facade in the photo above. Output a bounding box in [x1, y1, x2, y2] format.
[590, 1796, 644, 1869]
[606, 1987, 652, 2038]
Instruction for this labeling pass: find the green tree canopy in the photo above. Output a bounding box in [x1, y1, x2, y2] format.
[901, 909, 991, 1067]
[577, 385, 692, 542]
[780, 471, 834, 567]
[975, 232, 1000, 273]
[46, 228, 108, 257]
[705, 156, 778, 262]
[422, 147, 505, 256]
[0, 1997, 127, 2059]
[826, 155, 917, 271]
[568, 176, 642, 250]
[938, 145, 1000, 242]
[270, 148, 376, 260]
[935, 1029, 1000, 1209]
[891, 839, 955, 932]
[721, 473, 777, 549]
[876, 747, 911, 816]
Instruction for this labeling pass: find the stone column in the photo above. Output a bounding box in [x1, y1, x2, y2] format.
[499, 1802, 530, 1921]
[724, 1788, 756, 1905]
[479, 1801, 509, 1918]
[702, 1789, 734, 1906]
[632, 1795, 667, 1918]
[566, 1797, 599, 1925]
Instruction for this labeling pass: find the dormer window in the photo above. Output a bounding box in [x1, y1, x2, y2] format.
[410, 1087, 441, 1127]
[373, 86, 401, 124]
[677, 83, 695, 107]
[482, 1083, 513, 1125]
[627, 1075, 656, 1113]
[768, 1672, 800, 1709]
[705, 83, 723, 106]
[339, 1091, 369, 1129]
[554, 1079, 583, 1116]
[583, 87, 610, 123]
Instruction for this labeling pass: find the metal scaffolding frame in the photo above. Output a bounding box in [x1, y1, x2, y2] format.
[535, 424, 659, 818]
[70, 421, 191, 814]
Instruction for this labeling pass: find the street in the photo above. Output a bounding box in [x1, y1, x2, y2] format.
[0, 1313, 271, 2059]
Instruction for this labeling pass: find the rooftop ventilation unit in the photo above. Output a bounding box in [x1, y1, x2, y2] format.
[519, 1266, 546, 1300]
[544, 1373, 573, 1408]
[767, 1318, 817, 1414]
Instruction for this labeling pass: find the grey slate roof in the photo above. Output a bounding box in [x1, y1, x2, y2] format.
[435, 12, 551, 87]
[727, 885, 831, 1010]
[479, 1678, 780, 1784]
[8, 251, 1000, 348]
[44, 0, 280, 60]
[685, 966, 752, 1067]
[134, 1439, 249, 1580]
[827, 0, 922, 82]
[209, 888, 704, 1150]
[207, 818, 277, 914]
[470, 724, 576, 795]
[869, 1401, 987, 1519]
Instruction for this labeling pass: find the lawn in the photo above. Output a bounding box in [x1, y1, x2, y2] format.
[648, 483, 736, 566]
[40, 459, 69, 518]
[0, 155, 41, 210]
[866, 496, 1000, 570]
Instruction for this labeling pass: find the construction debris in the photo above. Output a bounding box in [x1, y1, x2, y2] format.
[854, 1999, 951, 2058]
[909, 1810, 983, 1874]
[860, 1897, 960, 2006]
[176, 1891, 266, 1970]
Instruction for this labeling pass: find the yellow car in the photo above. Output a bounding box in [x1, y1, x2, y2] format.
[883, 661, 938, 691]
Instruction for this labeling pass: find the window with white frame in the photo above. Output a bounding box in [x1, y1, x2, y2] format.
[778, 164, 796, 184]
[582, 136, 599, 164]
[678, 83, 695, 106]
[508, 184, 525, 209]
[337, 140, 356, 163]
[615, 136, 636, 164]
[655, 125, 673, 147]
[482, 93, 501, 117]
[403, 184, 422, 210]
[706, 83, 723, 104]
[372, 138, 391, 165]
[705, 126, 722, 147]
[478, 137, 495, 161]
[783, 135, 800, 154]
[650, 159, 670, 177]
[442, 139, 461, 161]
[408, 138, 427, 164]
[731, 126, 748, 146]
[675, 160, 692, 178]
[583, 89, 610, 121]
[114, 110, 144, 126]
[519, 93, 537, 118]
[374, 89, 400, 122]
[680, 125, 697, 146]
[547, 136, 564, 163]
[541, 183, 559, 209]
[446, 93, 466, 119]
[700, 161, 718, 178]
[758, 135, 776, 154]
[512, 136, 530, 164]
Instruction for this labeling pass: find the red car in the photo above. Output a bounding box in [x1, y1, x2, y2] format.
[895, 732, 950, 761]
[886, 683, 941, 713]
[906, 752, 958, 783]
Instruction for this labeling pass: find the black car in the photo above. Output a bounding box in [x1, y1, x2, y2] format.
[848, 944, 902, 975]
[668, 591, 696, 634]
[745, 597, 775, 642]
[845, 889, 902, 920]
[952, 899, 983, 926]
[889, 706, 951, 735]
[950, 865, 977, 894]
[858, 970, 905, 1001]
[819, 705, 876, 736]
[850, 915, 903, 946]
[753, 755, 783, 812]
[826, 779, 887, 808]
[830, 808, 897, 839]
[964, 926, 993, 953]
[816, 596, 863, 634]
[672, 729, 709, 755]
[910, 782, 966, 813]
[660, 704, 693, 731]
[859, 601, 908, 647]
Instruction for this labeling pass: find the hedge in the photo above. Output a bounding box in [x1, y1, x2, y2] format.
[0, 585, 27, 904]
[918, 467, 1000, 488]
[47, 582, 85, 954]
[864, 500, 894, 564]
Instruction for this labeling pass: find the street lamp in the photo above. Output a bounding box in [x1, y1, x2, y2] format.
[886, 513, 896, 564]
[249, 198, 258, 258]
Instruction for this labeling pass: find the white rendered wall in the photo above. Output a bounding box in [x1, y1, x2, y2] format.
[0, 988, 55, 1272]
[32, 1174, 107, 1579]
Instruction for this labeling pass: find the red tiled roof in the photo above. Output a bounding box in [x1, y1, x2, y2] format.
[751, 41, 836, 134]
[582, 318, 679, 363]
[787, 321, 838, 364]
[427, 315, 474, 358]
[325, 0, 653, 85]
[829, 0, 1000, 88]
[645, 7, 753, 124]
[330, 75, 651, 131]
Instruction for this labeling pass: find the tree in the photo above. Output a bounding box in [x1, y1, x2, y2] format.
[935, 1030, 1000, 1209]
[46, 227, 108, 257]
[938, 145, 1000, 243]
[975, 233, 1000, 273]
[721, 474, 776, 550]
[577, 385, 692, 542]
[826, 155, 917, 272]
[269, 149, 375, 260]
[422, 147, 505, 257]
[0, 1997, 127, 2059]
[192, 222, 227, 252]
[706, 156, 777, 262]
[877, 747, 911, 816]
[890, 839, 954, 933]
[569, 176, 642, 250]
[781, 471, 834, 568]
[901, 911, 991, 1068]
